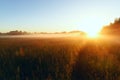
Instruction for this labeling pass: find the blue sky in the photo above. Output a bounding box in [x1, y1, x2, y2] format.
[0, 0, 120, 32]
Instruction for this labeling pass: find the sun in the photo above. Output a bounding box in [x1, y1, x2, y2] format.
[78, 16, 108, 38]
[86, 31, 99, 38]
[84, 27, 101, 38]
[82, 26, 102, 38]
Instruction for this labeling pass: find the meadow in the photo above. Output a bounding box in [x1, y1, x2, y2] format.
[0, 35, 120, 80]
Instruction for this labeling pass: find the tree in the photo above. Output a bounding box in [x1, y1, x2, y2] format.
[7, 30, 28, 35]
[100, 18, 120, 35]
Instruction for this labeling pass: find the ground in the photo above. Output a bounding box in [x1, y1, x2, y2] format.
[0, 35, 120, 80]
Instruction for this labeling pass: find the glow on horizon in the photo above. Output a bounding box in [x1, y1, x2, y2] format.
[0, 0, 120, 33]
[77, 16, 115, 34]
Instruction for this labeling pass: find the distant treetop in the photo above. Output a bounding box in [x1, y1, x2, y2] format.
[101, 17, 120, 35]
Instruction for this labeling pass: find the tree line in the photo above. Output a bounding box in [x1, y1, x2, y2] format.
[0, 30, 29, 35]
[101, 18, 120, 35]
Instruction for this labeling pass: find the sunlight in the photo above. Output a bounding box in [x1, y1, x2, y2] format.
[86, 32, 99, 38]
[81, 25, 101, 38]
[78, 17, 107, 38]
[85, 29, 100, 38]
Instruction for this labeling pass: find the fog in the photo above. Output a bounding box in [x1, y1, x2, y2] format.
[0, 33, 83, 38]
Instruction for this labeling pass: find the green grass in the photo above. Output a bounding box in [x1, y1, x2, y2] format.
[0, 37, 120, 80]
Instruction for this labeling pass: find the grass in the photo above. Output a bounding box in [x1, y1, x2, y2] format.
[0, 36, 120, 80]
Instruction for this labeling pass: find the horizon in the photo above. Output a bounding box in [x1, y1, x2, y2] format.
[0, 29, 85, 33]
[0, 0, 120, 33]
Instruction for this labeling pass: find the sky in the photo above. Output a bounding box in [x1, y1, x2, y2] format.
[0, 0, 120, 33]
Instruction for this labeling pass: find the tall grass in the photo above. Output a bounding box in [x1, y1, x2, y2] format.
[0, 37, 120, 80]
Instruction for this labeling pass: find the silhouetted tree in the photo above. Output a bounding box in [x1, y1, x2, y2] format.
[114, 18, 120, 24]
[7, 30, 28, 35]
[101, 18, 120, 35]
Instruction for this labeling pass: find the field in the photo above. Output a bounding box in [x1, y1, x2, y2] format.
[0, 35, 120, 80]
